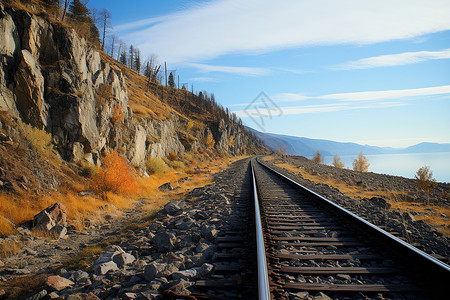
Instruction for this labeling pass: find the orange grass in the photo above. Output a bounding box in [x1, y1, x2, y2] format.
[274, 162, 407, 200]
[0, 154, 245, 236]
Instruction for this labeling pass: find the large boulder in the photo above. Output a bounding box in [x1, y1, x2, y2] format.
[33, 202, 67, 232]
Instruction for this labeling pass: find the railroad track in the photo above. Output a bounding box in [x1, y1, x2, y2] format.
[251, 158, 450, 299]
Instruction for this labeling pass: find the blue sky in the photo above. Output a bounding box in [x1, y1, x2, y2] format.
[88, 0, 450, 148]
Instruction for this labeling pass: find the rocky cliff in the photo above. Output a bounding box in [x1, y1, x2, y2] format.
[0, 3, 264, 170]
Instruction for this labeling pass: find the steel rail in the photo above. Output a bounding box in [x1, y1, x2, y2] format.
[255, 158, 450, 296]
[250, 160, 271, 300]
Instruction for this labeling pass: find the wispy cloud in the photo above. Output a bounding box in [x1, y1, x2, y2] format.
[115, 16, 167, 32]
[188, 63, 270, 76]
[118, 0, 450, 63]
[318, 85, 450, 101]
[333, 48, 450, 70]
[235, 101, 407, 117]
[189, 77, 218, 82]
[273, 93, 310, 102]
[236, 85, 450, 117]
[272, 85, 450, 103]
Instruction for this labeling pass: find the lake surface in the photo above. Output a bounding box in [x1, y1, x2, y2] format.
[322, 152, 450, 183]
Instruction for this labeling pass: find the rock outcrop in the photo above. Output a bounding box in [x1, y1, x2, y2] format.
[0, 4, 262, 169]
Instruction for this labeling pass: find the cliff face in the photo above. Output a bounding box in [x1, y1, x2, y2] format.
[0, 4, 262, 169]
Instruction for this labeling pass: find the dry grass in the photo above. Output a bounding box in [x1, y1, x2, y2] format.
[0, 239, 23, 259]
[273, 161, 450, 237]
[0, 273, 47, 299]
[390, 202, 450, 237]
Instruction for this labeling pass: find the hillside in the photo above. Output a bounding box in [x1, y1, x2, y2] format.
[0, 2, 268, 237]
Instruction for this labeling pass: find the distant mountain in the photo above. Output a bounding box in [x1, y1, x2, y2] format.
[402, 142, 450, 153]
[248, 127, 450, 157]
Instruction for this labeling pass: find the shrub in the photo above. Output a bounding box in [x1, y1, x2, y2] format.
[332, 155, 345, 168]
[228, 135, 235, 147]
[20, 122, 57, 161]
[91, 151, 137, 200]
[415, 166, 437, 193]
[206, 133, 215, 149]
[80, 161, 97, 177]
[276, 147, 284, 156]
[111, 103, 124, 124]
[312, 151, 323, 164]
[146, 157, 166, 175]
[168, 151, 178, 161]
[170, 161, 185, 170]
[352, 152, 370, 172]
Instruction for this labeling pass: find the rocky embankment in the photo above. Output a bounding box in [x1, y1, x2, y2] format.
[264, 156, 450, 261]
[1, 158, 256, 299]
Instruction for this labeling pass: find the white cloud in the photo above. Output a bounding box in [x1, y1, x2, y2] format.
[236, 85, 450, 117]
[118, 0, 450, 63]
[115, 16, 167, 32]
[273, 93, 310, 102]
[235, 102, 406, 117]
[272, 85, 450, 103]
[318, 85, 450, 101]
[188, 63, 270, 76]
[334, 48, 450, 70]
[189, 77, 218, 82]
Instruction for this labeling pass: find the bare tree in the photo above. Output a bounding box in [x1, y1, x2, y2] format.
[98, 8, 112, 51]
[108, 34, 117, 58]
[117, 40, 126, 61]
[61, 0, 69, 22]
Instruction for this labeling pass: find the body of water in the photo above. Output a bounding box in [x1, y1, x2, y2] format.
[322, 152, 450, 183]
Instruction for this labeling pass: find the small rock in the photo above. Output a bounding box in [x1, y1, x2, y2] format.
[171, 268, 197, 280]
[144, 262, 179, 281]
[113, 252, 136, 268]
[163, 200, 185, 216]
[289, 291, 309, 299]
[25, 289, 47, 300]
[198, 263, 214, 277]
[159, 279, 192, 295]
[46, 275, 74, 291]
[95, 261, 119, 275]
[152, 232, 176, 252]
[79, 190, 94, 197]
[402, 212, 415, 222]
[314, 291, 331, 300]
[159, 182, 174, 192]
[336, 274, 351, 281]
[47, 292, 59, 299]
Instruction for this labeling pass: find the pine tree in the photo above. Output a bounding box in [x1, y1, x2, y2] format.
[119, 51, 127, 65]
[69, 0, 90, 21]
[134, 49, 141, 73]
[128, 45, 135, 70]
[168, 72, 175, 88]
